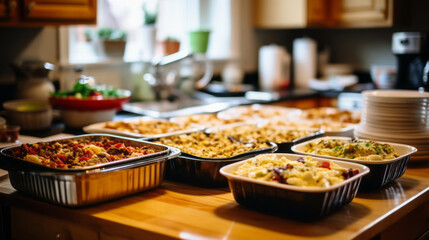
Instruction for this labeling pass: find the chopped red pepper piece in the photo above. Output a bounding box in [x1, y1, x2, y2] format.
[113, 143, 123, 148]
[85, 150, 92, 158]
[320, 162, 331, 169]
[58, 154, 67, 162]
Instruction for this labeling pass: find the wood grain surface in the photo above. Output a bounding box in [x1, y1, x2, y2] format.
[1, 161, 429, 240]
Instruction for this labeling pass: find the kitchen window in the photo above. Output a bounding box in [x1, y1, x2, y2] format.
[60, 0, 238, 65]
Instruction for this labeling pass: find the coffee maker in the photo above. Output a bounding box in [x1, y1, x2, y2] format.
[392, 32, 429, 90]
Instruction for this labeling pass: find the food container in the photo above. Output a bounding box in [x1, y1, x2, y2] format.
[49, 89, 131, 129]
[3, 99, 53, 130]
[220, 153, 369, 221]
[165, 142, 277, 187]
[83, 116, 205, 139]
[322, 124, 356, 137]
[169, 113, 247, 128]
[291, 136, 418, 191]
[288, 107, 361, 124]
[217, 104, 300, 121]
[0, 125, 20, 143]
[267, 118, 356, 138]
[0, 134, 181, 207]
[206, 123, 324, 153]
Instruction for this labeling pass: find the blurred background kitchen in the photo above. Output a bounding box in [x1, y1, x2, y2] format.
[0, 0, 428, 113]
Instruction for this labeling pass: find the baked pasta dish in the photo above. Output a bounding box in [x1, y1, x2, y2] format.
[269, 119, 352, 132]
[217, 125, 315, 144]
[234, 155, 360, 187]
[297, 107, 361, 124]
[154, 132, 270, 158]
[104, 119, 191, 135]
[218, 104, 298, 121]
[12, 137, 159, 169]
[304, 138, 399, 161]
[171, 113, 244, 127]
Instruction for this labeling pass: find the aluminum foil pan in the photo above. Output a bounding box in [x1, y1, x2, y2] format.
[0, 134, 170, 171]
[0, 134, 181, 207]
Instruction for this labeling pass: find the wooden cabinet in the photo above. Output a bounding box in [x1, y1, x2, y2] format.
[0, 0, 17, 21]
[253, 0, 396, 28]
[331, 0, 393, 27]
[253, 0, 331, 28]
[0, 0, 96, 26]
[253, 0, 306, 28]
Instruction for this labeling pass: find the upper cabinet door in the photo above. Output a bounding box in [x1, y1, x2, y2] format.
[0, 0, 17, 21]
[252, 0, 395, 29]
[253, 0, 307, 29]
[332, 0, 393, 27]
[21, 0, 96, 24]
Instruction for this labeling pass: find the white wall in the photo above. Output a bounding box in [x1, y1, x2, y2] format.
[0, 27, 58, 84]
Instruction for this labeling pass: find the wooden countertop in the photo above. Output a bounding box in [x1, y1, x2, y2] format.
[1, 161, 429, 240]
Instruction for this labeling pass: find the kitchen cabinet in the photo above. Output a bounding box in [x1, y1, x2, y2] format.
[252, 0, 306, 28]
[253, 0, 331, 28]
[331, 0, 393, 27]
[0, 0, 96, 26]
[0, 0, 17, 21]
[253, 0, 398, 28]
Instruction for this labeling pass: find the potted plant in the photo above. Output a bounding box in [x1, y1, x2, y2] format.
[97, 27, 127, 58]
[159, 37, 180, 56]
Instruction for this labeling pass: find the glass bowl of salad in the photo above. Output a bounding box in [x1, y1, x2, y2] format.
[49, 82, 131, 128]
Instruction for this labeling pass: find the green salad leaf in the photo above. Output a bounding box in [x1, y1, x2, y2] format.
[50, 82, 125, 99]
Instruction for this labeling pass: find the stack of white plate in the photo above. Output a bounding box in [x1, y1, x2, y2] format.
[354, 90, 429, 162]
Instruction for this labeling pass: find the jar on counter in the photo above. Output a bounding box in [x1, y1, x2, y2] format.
[12, 60, 56, 102]
[0, 117, 20, 143]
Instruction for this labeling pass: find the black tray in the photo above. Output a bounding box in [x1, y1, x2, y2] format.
[166, 142, 278, 187]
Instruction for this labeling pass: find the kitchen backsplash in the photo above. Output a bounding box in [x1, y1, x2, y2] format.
[0, 24, 426, 104]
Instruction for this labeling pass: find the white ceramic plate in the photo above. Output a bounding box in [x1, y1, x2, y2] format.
[363, 89, 429, 99]
[358, 123, 427, 134]
[355, 125, 429, 139]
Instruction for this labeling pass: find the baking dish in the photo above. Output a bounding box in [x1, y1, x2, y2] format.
[220, 153, 369, 221]
[165, 142, 277, 187]
[0, 134, 181, 207]
[267, 118, 356, 138]
[206, 123, 324, 153]
[291, 136, 417, 191]
[217, 104, 300, 121]
[0, 134, 170, 171]
[83, 116, 205, 139]
[151, 132, 278, 187]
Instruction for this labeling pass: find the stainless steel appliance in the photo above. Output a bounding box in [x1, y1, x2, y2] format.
[392, 32, 428, 90]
